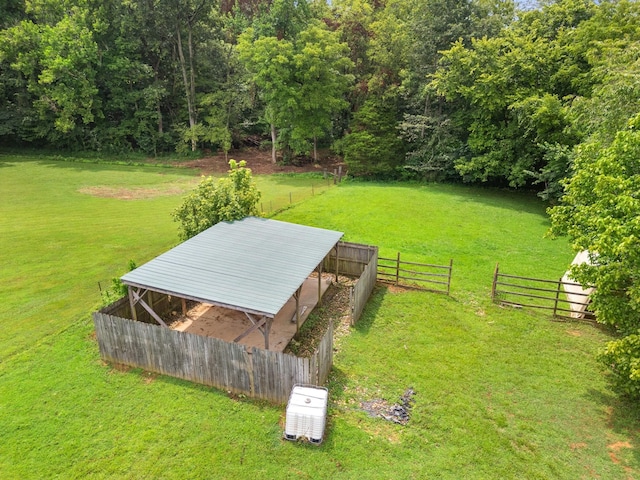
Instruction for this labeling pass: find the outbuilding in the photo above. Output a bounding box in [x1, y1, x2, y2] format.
[120, 216, 344, 350]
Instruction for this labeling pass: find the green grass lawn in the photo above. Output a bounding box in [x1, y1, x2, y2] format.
[1, 156, 639, 479]
[0, 155, 330, 359]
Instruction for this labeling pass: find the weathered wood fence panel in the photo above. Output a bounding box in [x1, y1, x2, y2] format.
[317, 320, 333, 384]
[322, 241, 378, 325]
[351, 247, 378, 325]
[324, 241, 376, 277]
[377, 254, 453, 294]
[93, 313, 333, 404]
[102, 291, 183, 325]
[491, 264, 594, 320]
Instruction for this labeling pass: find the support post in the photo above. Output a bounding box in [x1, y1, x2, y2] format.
[335, 243, 339, 282]
[264, 318, 272, 350]
[128, 286, 138, 321]
[395, 252, 401, 286]
[131, 288, 168, 327]
[317, 262, 323, 306]
[553, 277, 562, 317]
[234, 315, 267, 343]
[181, 298, 187, 316]
[447, 259, 453, 295]
[491, 263, 499, 301]
[293, 286, 302, 332]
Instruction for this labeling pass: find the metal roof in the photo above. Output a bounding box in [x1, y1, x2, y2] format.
[121, 217, 343, 317]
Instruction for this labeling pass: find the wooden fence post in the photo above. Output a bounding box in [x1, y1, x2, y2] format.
[446, 259, 453, 295]
[395, 252, 401, 286]
[491, 263, 499, 301]
[553, 277, 562, 317]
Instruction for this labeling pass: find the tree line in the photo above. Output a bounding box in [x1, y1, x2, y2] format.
[3, 0, 640, 396]
[0, 1, 633, 187]
[0, 0, 356, 161]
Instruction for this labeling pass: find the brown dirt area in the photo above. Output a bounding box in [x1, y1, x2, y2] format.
[178, 147, 345, 176]
[162, 274, 355, 356]
[80, 147, 345, 200]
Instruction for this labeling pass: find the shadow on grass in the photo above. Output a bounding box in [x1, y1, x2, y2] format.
[353, 285, 387, 335]
[585, 387, 640, 463]
[1, 151, 196, 175]
[327, 366, 349, 403]
[129, 366, 281, 409]
[260, 171, 329, 185]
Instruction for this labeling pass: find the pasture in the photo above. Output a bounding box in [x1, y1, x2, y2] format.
[1, 154, 639, 479]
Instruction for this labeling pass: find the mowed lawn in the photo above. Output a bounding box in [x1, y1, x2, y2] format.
[0, 155, 330, 359]
[1, 156, 639, 479]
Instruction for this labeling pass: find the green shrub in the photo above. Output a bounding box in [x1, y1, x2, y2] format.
[172, 160, 261, 240]
[100, 260, 137, 306]
[599, 334, 640, 398]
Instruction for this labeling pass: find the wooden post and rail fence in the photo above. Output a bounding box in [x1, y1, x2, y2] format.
[491, 263, 593, 320]
[377, 253, 453, 295]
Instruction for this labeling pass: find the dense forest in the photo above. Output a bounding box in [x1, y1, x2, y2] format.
[1, 0, 639, 195]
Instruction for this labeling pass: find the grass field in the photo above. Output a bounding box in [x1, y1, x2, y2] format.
[1, 154, 639, 479]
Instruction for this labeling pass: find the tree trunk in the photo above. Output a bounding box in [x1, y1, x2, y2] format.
[271, 123, 277, 163]
[187, 23, 196, 124]
[176, 26, 196, 151]
[313, 136, 318, 162]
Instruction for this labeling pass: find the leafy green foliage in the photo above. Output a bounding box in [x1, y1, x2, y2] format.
[239, 21, 353, 162]
[599, 334, 640, 398]
[172, 160, 261, 239]
[549, 114, 640, 396]
[101, 260, 137, 306]
[337, 95, 406, 177]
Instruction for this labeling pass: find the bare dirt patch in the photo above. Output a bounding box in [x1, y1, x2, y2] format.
[79, 185, 192, 200]
[607, 441, 633, 466]
[178, 147, 345, 176]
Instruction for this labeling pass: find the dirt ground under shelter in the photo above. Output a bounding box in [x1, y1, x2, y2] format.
[169, 273, 334, 352]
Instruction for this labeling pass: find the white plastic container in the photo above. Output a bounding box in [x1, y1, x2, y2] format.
[284, 385, 328, 444]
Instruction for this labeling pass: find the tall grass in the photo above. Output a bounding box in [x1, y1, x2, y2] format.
[1, 157, 639, 479]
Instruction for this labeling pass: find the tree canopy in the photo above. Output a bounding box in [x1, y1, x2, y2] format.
[1, 0, 637, 191]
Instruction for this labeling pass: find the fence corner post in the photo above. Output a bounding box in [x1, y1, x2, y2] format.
[491, 263, 499, 301]
[447, 259, 453, 295]
[395, 252, 401, 286]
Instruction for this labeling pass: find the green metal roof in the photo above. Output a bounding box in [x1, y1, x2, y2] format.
[121, 217, 343, 317]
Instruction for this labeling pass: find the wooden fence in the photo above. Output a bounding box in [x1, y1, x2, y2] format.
[350, 245, 378, 325]
[324, 241, 377, 278]
[377, 253, 453, 294]
[323, 241, 378, 325]
[100, 291, 183, 324]
[491, 264, 594, 320]
[93, 313, 333, 404]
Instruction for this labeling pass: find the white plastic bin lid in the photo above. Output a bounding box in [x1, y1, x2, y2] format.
[289, 386, 328, 409]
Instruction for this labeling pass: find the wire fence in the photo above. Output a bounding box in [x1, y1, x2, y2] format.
[260, 172, 341, 215]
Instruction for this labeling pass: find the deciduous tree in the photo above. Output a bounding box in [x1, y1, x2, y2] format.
[173, 160, 261, 240]
[549, 115, 640, 396]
